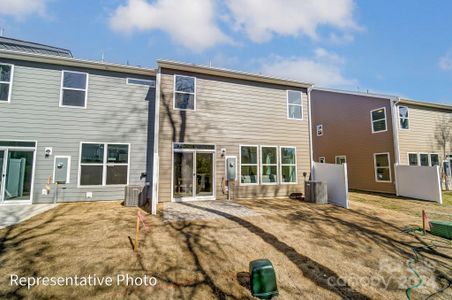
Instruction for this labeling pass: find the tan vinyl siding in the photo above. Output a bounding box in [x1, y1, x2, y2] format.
[397, 104, 451, 165]
[158, 69, 311, 202]
[311, 90, 396, 193]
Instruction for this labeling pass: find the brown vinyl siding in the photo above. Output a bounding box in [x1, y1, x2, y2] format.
[157, 68, 311, 202]
[311, 90, 396, 193]
[397, 104, 451, 165]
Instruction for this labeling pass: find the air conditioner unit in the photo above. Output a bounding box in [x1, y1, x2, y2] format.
[124, 185, 144, 207]
[304, 181, 328, 204]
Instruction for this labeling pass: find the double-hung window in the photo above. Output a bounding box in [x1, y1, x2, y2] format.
[261, 146, 278, 184]
[240, 146, 258, 184]
[174, 75, 196, 110]
[374, 153, 391, 182]
[280, 147, 297, 183]
[79, 143, 129, 186]
[60, 71, 88, 108]
[370, 107, 387, 133]
[408, 153, 418, 166]
[287, 90, 303, 120]
[399, 106, 409, 129]
[419, 153, 429, 166]
[430, 154, 439, 166]
[0, 63, 13, 102]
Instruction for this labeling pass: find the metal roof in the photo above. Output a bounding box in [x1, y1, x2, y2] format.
[0, 36, 72, 57]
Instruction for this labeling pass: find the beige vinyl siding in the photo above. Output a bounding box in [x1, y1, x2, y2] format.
[397, 104, 451, 165]
[158, 69, 311, 202]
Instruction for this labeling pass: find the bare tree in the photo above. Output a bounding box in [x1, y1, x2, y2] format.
[435, 116, 452, 190]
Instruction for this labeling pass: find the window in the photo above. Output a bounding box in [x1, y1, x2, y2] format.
[60, 71, 88, 108]
[287, 90, 303, 120]
[419, 153, 429, 166]
[319, 157, 325, 163]
[399, 106, 409, 129]
[79, 143, 129, 186]
[261, 146, 278, 184]
[408, 153, 418, 166]
[127, 78, 155, 87]
[316, 124, 323, 136]
[280, 147, 297, 183]
[374, 153, 391, 182]
[0, 63, 13, 102]
[174, 75, 195, 110]
[335, 155, 346, 165]
[430, 154, 439, 166]
[370, 107, 387, 133]
[240, 146, 258, 184]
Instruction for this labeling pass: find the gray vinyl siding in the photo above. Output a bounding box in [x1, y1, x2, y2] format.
[158, 68, 311, 202]
[0, 58, 155, 203]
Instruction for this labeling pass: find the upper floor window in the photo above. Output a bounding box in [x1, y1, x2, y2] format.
[316, 124, 323, 136]
[174, 75, 195, 110]
[399, 106, 409, 129]
[0, 63, 13, 102]
[60, 71, 88, 108]
[370, 107, 387, 133]
[287, 90, 303, 120]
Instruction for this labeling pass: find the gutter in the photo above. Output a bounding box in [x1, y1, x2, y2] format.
[151, 67, 161, 215]
[307, 86, 314, 174]
[390, 96, 401, 196]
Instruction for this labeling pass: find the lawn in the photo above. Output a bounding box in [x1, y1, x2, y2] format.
[0, 192, 451, 299]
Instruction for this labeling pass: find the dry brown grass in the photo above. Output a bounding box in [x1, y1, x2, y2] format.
[0, 192, 451, 299]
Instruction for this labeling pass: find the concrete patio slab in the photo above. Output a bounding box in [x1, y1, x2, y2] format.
[0, 204, 58, 229]
[163, 200, 260, 222]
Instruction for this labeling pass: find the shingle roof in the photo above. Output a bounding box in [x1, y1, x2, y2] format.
[0, 36, 72, 57]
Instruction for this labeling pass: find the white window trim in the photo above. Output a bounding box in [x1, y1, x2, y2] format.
[287, 90, 303, 120]
[316, 124, 323, 136]
[399, 106, 410, 130]
[370, 107, 388, 133]
[239, 145, 259, 186]
[419, 152, 430, 166]
[335, 155, 347, 165]
[0, 63, 14, 103]
[59, 70, 89, 109]
[173, 74, 196, 111]
[373, 152, 391, 183]
[78, 142, 130, 188]
[319, 157, 325, 163]
[53, 155, 71, 184]
[260, 145, 279, 185]
[407, 152, 419, 166]
[279, 146, 298, 184]
[126, 77, 156, 87]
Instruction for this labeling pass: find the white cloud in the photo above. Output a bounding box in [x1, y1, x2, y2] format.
[109, 0, 230, 52]
[225, 0, 359, 43]
[259, 48, 357, 88]
[0, 0, 47, 18]
[439, 52, 452, 70]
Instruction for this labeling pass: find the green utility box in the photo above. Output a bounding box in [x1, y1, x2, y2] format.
[430, 220, 452, 239]
[249, 259, 278, 299]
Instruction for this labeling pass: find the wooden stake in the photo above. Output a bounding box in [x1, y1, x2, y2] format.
[422, 210, 426, 234]
[134, 212, 140, 252]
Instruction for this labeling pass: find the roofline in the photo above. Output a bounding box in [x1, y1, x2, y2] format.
[157, 60, 313, 89]
[398, 98, 452, 111]
[313, 87, 397, 100]
[0, 49, 156, 76]
[0, 36, 72, 55]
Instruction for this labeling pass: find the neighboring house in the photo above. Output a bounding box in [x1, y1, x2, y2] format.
[0, 43, 156, 204]
[152, 60, 313, 204]
[311, 88, 452, 194]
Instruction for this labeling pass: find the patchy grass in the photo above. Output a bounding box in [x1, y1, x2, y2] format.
[0, 194, 451, 299]
[442, 191, 452, 206]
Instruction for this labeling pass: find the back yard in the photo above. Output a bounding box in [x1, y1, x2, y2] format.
[0, 192, 451, 299]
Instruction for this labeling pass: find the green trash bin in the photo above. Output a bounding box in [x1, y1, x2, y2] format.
[430, 220, 452, 239]
[249, 259, 278, 299]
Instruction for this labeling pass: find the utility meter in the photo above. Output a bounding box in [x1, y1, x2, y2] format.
[54, 156, 70, 184]
[226, 156, 237, 181]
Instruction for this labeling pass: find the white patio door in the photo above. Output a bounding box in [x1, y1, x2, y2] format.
[173, 144, 215, 202]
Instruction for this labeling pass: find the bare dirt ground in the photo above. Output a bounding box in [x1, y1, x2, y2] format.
[0, 192, 451, 299]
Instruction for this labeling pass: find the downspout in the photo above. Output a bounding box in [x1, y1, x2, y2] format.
[151, 66, 161, 215]
[307, 86, 314, 178]
[390, 96, 401, 195]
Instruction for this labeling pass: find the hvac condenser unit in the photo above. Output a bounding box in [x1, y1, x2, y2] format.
[304, 181, 328, 204]
[124, 185, 144, 207]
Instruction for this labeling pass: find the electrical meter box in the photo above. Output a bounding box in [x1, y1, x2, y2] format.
[54, 156, 69, 184]
[226, 156, 237, 181]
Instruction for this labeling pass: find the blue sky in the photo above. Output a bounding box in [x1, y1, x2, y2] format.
[1, 0, 451, 103]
